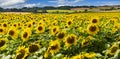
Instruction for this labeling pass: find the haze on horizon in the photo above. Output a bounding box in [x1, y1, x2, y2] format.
[0, 0, 120, 8]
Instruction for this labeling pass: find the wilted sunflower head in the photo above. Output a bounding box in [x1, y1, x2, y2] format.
[87, 24, 99, 35]
[64, 34, 77, 47]
[28, 44, 40, 53]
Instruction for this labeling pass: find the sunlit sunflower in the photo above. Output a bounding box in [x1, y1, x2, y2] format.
[21, 28, 31, 42]
[48, 40, 60, 55]
[38, 20, 44, 25]
[7, 27, 18, 39]
[109, 45, 119, 56]
[51, 26, 59, 35]
[15, 46, 29, 59]
[28, 43, 40, 54]
[81, 36, 92, 47]
[90, 17, 99, 24]
[2, 22, 8, 28]
[66, 20, 72, 26]
[84, 52, 96, 59]
[87, 24, 99, 35]
[0, 38, 8, 51]
[27, 22, 33, 30]
[44, 51, 49, 58]
[64, 34, 77, 47]
[72, 54, 84, 59]
[56, 31, 66, 39]
[0, 27, 6, 35]
[36, 25, 45, 33]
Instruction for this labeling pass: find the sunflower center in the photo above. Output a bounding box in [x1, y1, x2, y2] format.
[29, 45, 39, 53]
[111, 47, 118, 53]
[0, 40, 5, 47]
[68, 21, 72, 25]
[3, 24, 7, 27]
[50, 45, 58, 50]
[23, 32, 28, 38]
[28, 24, 31, 27]
[16, 53, 24, 59]
[38, 26, 42, 31]
[67, 36, 75, 44]
[53, 28, 56, 32]
[0, 29, 3, 32]
[57, 32, 65, 39]
[92, 19, 97, 23]
[9, 30, 15, 36]
[89, 26, 97, 32]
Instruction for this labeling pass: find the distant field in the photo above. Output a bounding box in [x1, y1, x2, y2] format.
[0, 12, 32, 14]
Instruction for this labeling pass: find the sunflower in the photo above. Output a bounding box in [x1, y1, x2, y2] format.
[27, 22, 33, 30]
[71, 54, 84, 59]
[64, 34, 77, 47]
[7, 27, 18, 39]
[87, 24, 99, 35]
[36, 25, 45, 33]
[81, 36, 92, 47]
[21, 28, 31, 42]
[66, 20, 72, 26]
[44, 51, 49, 58]
[2, 22, 7, 28]
[48, 40, 60, 55]
[0, 38, 8, 51]
[51, 26, 59, 35]
[90, 17, 99, 24]
[15, 46, 29, 59]
[84, 52, 96, 59]
[56, 31, 66, 39]
[28, 43, 40, 54]
[109, 45, 119, 56]
[0, 27, 6, 35]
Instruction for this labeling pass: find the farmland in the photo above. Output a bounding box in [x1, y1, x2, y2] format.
[0, 12, 120, 59]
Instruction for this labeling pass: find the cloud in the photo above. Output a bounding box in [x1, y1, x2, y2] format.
[0, 0, 40, 8]
[97, 1, 120, 6]
[49, 0, 84, 6]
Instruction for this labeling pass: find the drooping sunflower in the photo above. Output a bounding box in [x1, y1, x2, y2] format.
[21, 28, 31, 42]
[64, 34, 77, 47]
[36, 25, 45, 33]
[0, 38, 8, 51]
[28, 43, 40, 54]
[51, 26, 59, 35]
[48, 40, 60, 55]
[56, 31, 66, 39]
[87, 24, 99, 35]
[7, 27, 18, 39]
[15, 46, 29, 59]
[109, 45, 119, 56]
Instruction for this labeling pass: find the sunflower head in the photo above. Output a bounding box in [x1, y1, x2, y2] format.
[0, 27, 6, 35]
[51, 26, 59, 35]
[84, 52, 96, 59]
[87, 24, 99, 35]
[109, 45, 119, 56]
[0, 38, 8, 51]
[8, 27, 18, 39]
[64, 34, 77, 47]
[48, 40, 60, 55]
[56, 31, 66, 39]
[36, 25, 45, 33]
[2, 22, 7, 27]
[91, 17, 99, 24]
[28, 44, 40, 54]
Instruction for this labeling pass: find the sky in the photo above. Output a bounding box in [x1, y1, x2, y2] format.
[0, 0, 120, 8]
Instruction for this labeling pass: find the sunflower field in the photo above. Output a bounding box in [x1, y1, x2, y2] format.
[0, 13, 120, 59]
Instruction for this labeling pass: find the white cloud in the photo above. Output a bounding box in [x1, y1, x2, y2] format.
[49, 0, 84, 6]
[0, 0, 40, 8]
[97, 1, 120, 6]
